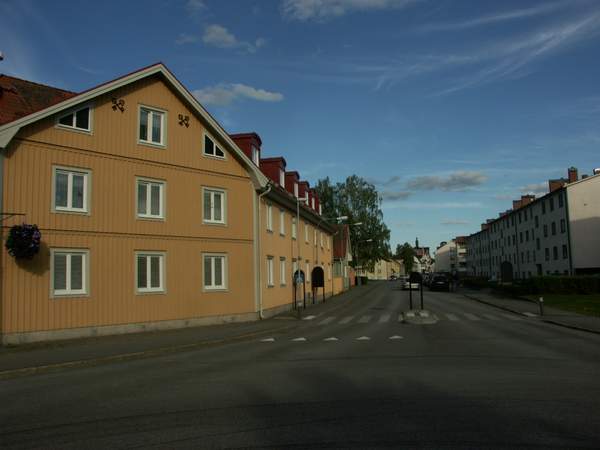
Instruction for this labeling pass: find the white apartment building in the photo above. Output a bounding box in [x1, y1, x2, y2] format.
[434, 238, 467, 274]
[466, 167, 600, 280]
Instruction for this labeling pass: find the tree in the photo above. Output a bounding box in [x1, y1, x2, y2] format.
[316, 175, 391, 272]
[397, 243, 415, 274]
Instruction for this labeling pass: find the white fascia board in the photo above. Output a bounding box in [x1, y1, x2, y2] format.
[0, 64, 268, 189]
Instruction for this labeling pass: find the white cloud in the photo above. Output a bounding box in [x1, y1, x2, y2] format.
[193, 83, 284, 106]
[202, 24, 266, 53]
[281, 0, 418, 21]
[381, 191, 412, 201]
[406, 171, 488, 191]
[421, 1, 570, 32]
[521, 182, 547, 195]
[175, 33, 199, 45]
[441, 219, 470, 226]
[186, 0, 206, 13]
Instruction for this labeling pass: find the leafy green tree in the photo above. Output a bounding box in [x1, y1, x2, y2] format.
[397, 243, 415, 274]
[316, 175, 391, 272]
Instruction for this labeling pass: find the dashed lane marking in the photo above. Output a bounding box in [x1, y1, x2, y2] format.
[260, 338, 275, 342]
[302, 315, 317, 321]
[446, 314, 460, 321]
[323, 337, 339, 341]
[379, 314, 391, 323]
[318, 317, 336, 325]
[358, 315, 371, 323]
[500, 313, 523, 321]
[292, 337, 307, 342]
[481, 313, 499, 320]
[389, 335, 404, 340]
[339, 316, 354, 324]
[464, 313, 481, 321]
[356, 336, 371, 341]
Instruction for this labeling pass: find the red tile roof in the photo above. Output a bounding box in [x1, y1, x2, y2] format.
[0, 74, 76, 126]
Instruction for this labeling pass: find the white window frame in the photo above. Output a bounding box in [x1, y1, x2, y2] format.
[50, 248, 89, 297]
[279, 169, 285, 187]
[203, 132, 226, 159]
[311, 197, 315, 209]
[136, 177, 165, 220]
[292, 217, 297, 240]
[251, 146, 260, 165]
[267, 256, 274, 287]
[280, 257, 287, 286]
[135, 252, 166, 294]
[279, 210, 285, 236]
[138, 105, 166, 147]
[266, 204, 273, 231]
[56, 104, 93, 133]
[52, 166, 91, 214]
[203, 253, 228, 291]
[202, 187, 227, 225]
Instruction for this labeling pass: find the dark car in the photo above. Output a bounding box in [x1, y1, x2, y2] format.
[430, 274, 449, 291]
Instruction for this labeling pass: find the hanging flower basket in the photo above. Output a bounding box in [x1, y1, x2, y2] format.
[5, 224, 42, 260]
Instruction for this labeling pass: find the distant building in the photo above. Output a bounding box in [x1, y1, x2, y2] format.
[435, 237, 467, 275]
[414, 238, 434, 273]
[366, 259, 401, 280]
[466, 167, 600, 280]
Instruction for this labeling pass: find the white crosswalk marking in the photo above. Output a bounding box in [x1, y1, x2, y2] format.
[358, 315, 371, 323]
[379, 314, 391, 323]
[446, 313, 460, 321]
[323, 337, 339, 341]
[389, 335, 403, 340]
[302, 315, 317, 321]
[318, 317, 336, 325]
[260, 338, 275, 342]
[500, 313, 522, 321]
[356, 336, 370, 341]
[339, 316, 354, 324]
[292, 337, 307, 342]
[481, 313, 499, 320]
[464, 313, 481, 321]
[419, 311, 430, 317]
[406, 312, 416, 318]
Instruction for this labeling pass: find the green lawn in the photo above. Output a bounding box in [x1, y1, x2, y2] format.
[525, 294, 600, 317]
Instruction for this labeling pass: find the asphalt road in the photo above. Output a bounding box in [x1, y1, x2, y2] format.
[2, 281, 599, 449]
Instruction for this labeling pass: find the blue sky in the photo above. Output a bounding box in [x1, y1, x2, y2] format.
[2, 0, 600, 253]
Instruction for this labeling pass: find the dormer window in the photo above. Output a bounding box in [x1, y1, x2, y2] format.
[58, 106, 91, 132]
[279, 169, 285, 187]
[294, 183, 298, 198]
[204, 134, 225, 158]
[251, 146, 260, 166]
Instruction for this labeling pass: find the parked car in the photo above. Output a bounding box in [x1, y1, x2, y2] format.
[430, 274, 450, 291]
[389, 274, 397, 281]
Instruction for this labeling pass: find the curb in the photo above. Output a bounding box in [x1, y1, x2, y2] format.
[463, 293, 600, 335]
[0, 324, 295, 380]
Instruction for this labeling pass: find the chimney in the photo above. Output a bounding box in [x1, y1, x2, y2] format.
[520, 194, 535, 206]
[259, 157, 287, 187]
[548, 179, 565, 192]
[285, 171, 300, 197]
[568, 167, 578, 183]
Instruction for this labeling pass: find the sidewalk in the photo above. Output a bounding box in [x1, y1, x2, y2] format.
[0, 283, 375, 379]
[461, 288, 600, 334]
